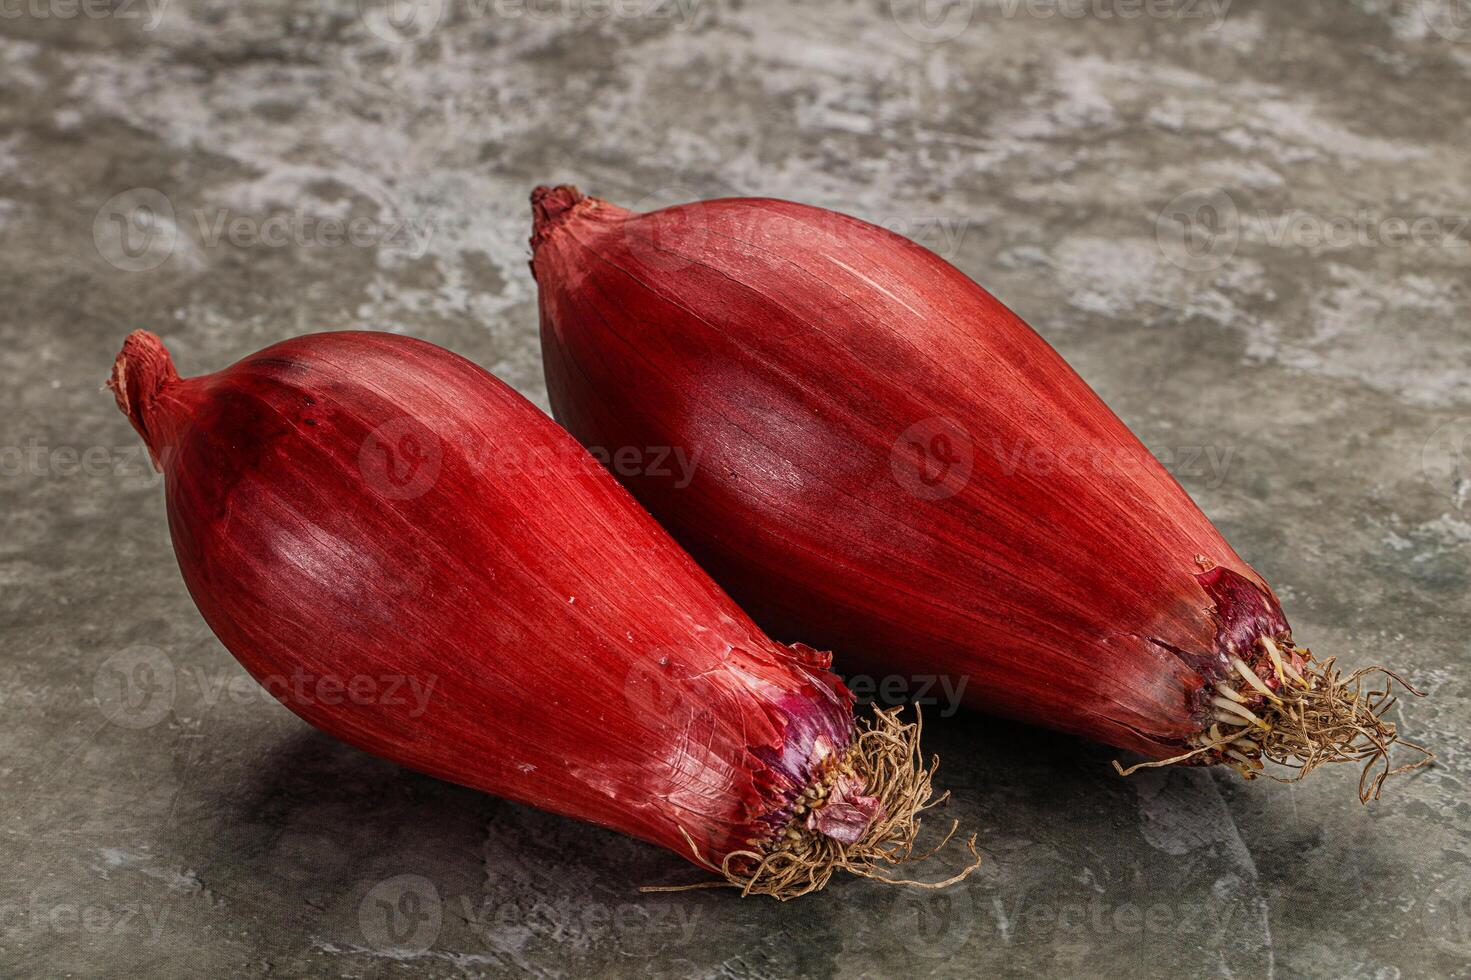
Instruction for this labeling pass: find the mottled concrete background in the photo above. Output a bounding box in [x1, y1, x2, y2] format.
[2, 0, 1469, 976]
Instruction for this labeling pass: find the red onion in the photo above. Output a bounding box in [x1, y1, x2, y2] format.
[109, 329, 974, 898]
[529, 186, 1430, 800]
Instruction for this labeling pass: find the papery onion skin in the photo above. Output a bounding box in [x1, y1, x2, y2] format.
[529, 186, 1294, 762]
[109, 329, 860, 866]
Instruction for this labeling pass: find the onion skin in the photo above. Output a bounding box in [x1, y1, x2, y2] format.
[530, 186, 1294, 762]
[109, 329, 861, 868]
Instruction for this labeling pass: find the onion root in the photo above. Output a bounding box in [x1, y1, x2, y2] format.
[646, 706, 981, 901]
[1114, 637, 1433, 801]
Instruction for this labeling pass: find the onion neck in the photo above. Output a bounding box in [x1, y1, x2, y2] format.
[529, 184, 589, 252]
[527, 185, 635, 267]
[108, 329, 183, 470]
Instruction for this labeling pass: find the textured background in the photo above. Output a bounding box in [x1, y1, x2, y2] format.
[2, 0, 1469, 976]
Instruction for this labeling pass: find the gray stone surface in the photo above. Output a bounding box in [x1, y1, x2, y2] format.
[2, 0, 1469, 976]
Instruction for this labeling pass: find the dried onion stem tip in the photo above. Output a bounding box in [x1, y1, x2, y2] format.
[1115, 636, 1433, 802]
[529, 184, 589, 251]
[646, 706, 981, 901]
[106, 329, 180, 469]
